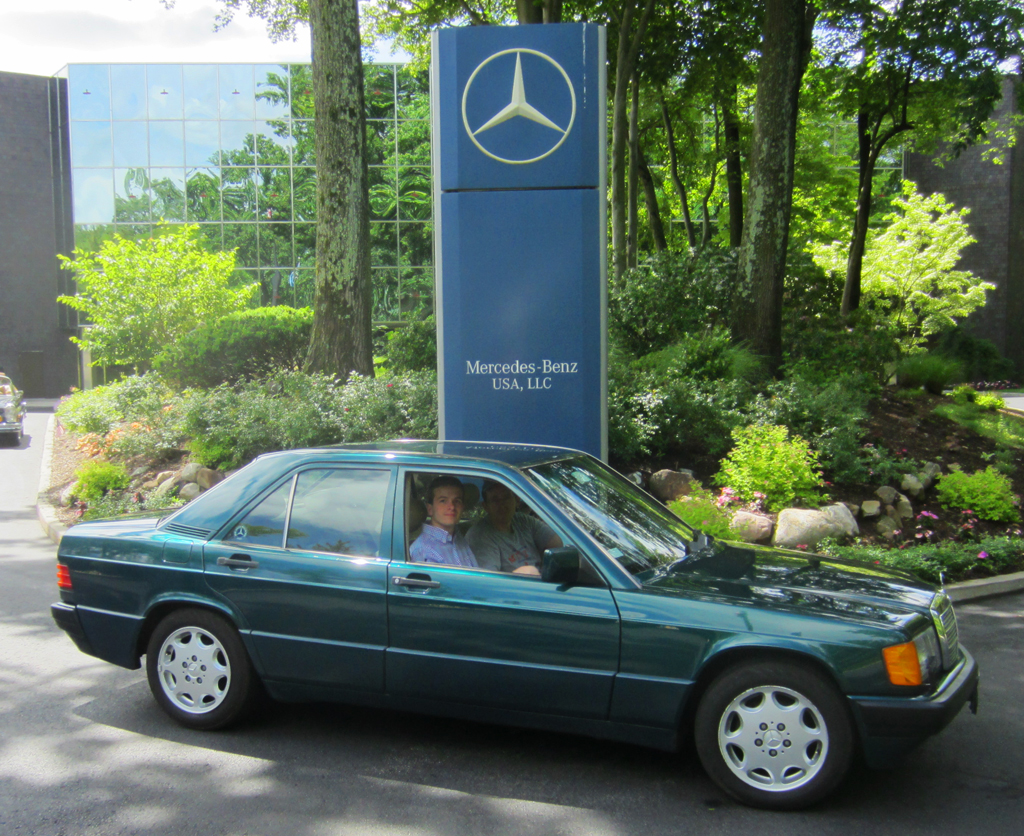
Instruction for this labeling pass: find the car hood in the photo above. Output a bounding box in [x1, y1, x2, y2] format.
[641, 539, 936, 619]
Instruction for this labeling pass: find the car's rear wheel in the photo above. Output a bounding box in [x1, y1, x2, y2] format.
[694, 660, 854, 810]
[145, 608, 257, 730]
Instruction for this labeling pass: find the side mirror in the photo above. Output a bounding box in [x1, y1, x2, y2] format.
[542, 546, 580, 585]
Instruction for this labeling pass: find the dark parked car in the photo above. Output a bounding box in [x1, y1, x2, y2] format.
[0, 375, 25, 445]
[51, 441, 978, 809]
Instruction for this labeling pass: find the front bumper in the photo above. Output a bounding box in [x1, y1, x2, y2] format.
[849, 647, 979, 768]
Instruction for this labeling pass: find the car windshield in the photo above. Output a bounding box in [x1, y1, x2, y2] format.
[525, 455, 695, 575]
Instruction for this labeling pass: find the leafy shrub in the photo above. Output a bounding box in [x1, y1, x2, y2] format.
[72, 460, 130, 502]
[744, 372, 877, 484]
[716, 424, 825, 512]
[896, 353, 963, 394]
[951, 384, 977, 405]
[935, 466, 1019, 523]
[609, 248, 737, 355]
[82, 492, 184, 522]
[181, 370, 438, 469]
[782, 303, 897, 385]
[154, 306, 313, 389]
[668, 485, 735, 540]
[58, 373, 172, 436]
[935, 326, 1016, 383]
[608, 332, 755, 461]
[383, 318, 437, 373]
[976, 392, 1005, 411]
[822, 536, 1024, 584]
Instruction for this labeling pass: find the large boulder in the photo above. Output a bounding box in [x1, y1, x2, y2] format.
[649, 469, 696, 502]
[196, 468, 225, 490]
[773, 504, 858, 549]
[729, 511, 773, 543]
[180, 462, 203, 483]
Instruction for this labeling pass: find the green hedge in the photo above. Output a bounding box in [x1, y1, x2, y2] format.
[155, 306, 313, 389]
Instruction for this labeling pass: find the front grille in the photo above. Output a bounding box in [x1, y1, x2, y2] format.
[931, 592, 960, 669]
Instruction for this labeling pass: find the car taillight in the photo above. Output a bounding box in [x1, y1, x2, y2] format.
[56, 563, 72, 590]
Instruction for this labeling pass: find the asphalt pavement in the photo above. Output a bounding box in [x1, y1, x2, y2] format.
[1, 403, 1023, 835]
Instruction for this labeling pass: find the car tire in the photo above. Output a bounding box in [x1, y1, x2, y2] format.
[145, 608, 258, 730]
[694, 659, 854, 810]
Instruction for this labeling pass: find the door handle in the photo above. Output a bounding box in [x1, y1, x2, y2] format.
[392, 574, 441, 589]
[217, 554, 259, 570]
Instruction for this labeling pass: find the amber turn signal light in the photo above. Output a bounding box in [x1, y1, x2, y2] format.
[883, 641, 922, 686]
[56, 563, 72, 590]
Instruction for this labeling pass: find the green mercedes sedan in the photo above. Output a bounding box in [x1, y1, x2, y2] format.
[51, 441, 978, 810]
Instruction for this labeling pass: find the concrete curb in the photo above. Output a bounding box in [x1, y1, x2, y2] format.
[36, 413, 68, 545]
[32, 416, 1024, 602]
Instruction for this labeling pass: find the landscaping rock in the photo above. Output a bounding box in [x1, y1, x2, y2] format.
[178, 482, 202, 501]
[60, 483, 77, 507]
[649, 469, 696, 502]
[895, 494, 914, 519]
[842, 501, 860, 519]
[861, 500, 881, 517]
[130, 466, 149, 479]
[625, 471, 644, 487]
[876, 486, 897, 504]
[180, 462, 203, 483]
[196, 468, 225, 490]
[773, 506, 856, 550]
[152, 477, 180, 501]
[155, 470, 177, 486]
[730, 511, 773, 543]
[901, 473, 924, 497]
[142, 479, 160, 490]
[821, 503, 859, 537]
[876, 516, 900, 539]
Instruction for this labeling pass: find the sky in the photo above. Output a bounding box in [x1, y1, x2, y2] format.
[0, 0, 313, 77]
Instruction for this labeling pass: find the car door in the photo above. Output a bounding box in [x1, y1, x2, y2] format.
[203, 465, 396, 693]
[385, 468, 621, 719]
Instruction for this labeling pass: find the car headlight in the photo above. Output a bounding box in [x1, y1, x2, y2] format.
[883, 629, 942, 687]
[2, 406, 14, 422]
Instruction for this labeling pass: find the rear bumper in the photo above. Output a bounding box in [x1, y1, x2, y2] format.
[51, 602, 96, 658]
[849, 647, 979, 767]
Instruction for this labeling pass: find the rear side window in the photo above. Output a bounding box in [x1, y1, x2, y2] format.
[229, 479, 292, 547]
[287, 468, 391, 557]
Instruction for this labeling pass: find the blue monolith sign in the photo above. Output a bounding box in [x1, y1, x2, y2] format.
[431, 23, 607, 458]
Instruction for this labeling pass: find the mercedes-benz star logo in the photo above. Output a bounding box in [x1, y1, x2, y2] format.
[461, 48, 576, 165]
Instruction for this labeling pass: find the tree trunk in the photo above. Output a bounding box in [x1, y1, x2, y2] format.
[517, 0, 543, 23]
[660, 93, 695, 248]
[638, 150, 667, 251]
[611, 0, 656, 284]
[627, 70, 640, 269]
[734, 0, 816, 374]
[304, 0, 374, 377]
[841, 110, 874, 316]
[841, 110, 908, 316]
[723, 89, 744, 248]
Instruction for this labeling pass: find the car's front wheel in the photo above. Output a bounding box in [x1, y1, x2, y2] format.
[145, 608, 258, 730]
[694, 660, 854, 810]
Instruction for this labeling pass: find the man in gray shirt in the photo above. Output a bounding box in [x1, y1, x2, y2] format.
[467, 481, 562, 576]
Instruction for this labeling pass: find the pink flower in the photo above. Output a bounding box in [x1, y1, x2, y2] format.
[978, 551, 989, 560]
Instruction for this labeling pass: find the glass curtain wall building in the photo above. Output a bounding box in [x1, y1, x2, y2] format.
[63, 63, 432, 323]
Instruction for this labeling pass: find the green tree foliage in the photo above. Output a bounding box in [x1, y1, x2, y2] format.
[812, 182, 992, 352]
[58, 226, 256, 371]
[817, 0, 1024, 315]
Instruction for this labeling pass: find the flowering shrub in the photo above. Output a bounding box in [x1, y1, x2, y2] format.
[669, 486, 736, 540]
[715, 424, 825, 512]
[936, 466, 1020, 523]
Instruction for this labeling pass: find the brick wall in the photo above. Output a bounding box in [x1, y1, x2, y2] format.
[904, 77, 1022, 376]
